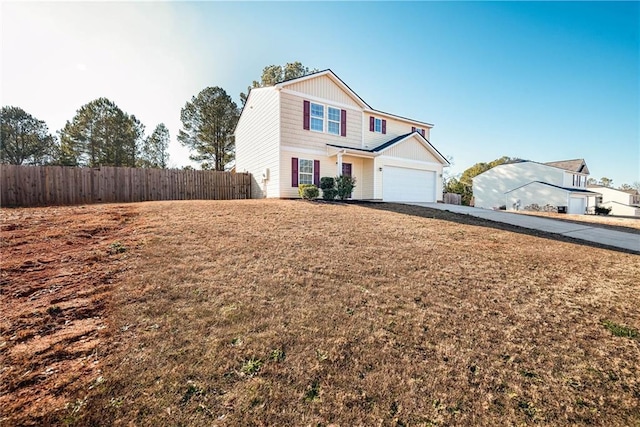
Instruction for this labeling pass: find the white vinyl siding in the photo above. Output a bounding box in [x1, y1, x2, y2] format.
[280, 150, 337, 198]
[284, 74, 361, 108]
[235, 87, 281, 198]
[363, 114, 432, 150]
[280, 91, 361, 151]
[383, 138, 441, 163]
[473, 162, 566, 210]
[504, 181, 588, 214]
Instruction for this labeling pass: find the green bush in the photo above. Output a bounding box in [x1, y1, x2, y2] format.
[319, 176, 337, 200]
[319, 177, 335, 190]
[298, 184, 319, 200]
[336, 175, 356, 200]
[594, 205, 611, 215]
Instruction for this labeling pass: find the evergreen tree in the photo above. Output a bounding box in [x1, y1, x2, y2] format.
[58, 98, 144, 167]
[178, 87, 238, 171]
[0, 106, 56, 165]
[139, 123, 170, 168]
[240, 61, 318, 106]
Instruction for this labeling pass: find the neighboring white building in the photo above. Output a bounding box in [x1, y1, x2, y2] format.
[472, 159, 599, 215]
[235, 69, 450, 201]
[587, 185, 640, 217]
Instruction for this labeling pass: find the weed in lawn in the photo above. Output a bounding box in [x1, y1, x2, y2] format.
[518, 400, 537, 418]
[520, 369, 537, 379]
[241, 358, 262, 376]
[269, 348, 285, 362]
[109, 397, 124, 408]
[181, 381, 205, 404]
[108, 241, 127, 254]
[390, 401, 399, 416]
[602, 320, 638, 339]
[316, 349, 329, 362]
[304, 380, 321, 402]
[231, 337, 243, 346]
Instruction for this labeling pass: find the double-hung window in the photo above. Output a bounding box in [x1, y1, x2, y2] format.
[374, 118, 383, 133]
[304, 100, 345, 136]
[310, 103, 324, 132]
[299, 159, 314, 185]
[327, 107, 341, 135]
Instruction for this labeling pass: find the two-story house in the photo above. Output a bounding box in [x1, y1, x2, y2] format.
[586, 185, 640, 216]
[235, 70, 449, 201]
[472, 159, 598, 214]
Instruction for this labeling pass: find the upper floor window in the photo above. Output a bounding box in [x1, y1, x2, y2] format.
[369, 116, 386, 134]
[303, 100, 346, 136]
[328, 107, 341, 135]
[374, 118, 382, 133]
[573, 174, 584, 187]
[310, 103, 324, 132]
[412, 126, 426, 137]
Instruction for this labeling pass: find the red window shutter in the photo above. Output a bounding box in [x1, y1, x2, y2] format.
[292, 157, 299, 187]
[369, 116, 375, 132]
[303, 101, 310, 130]
[411, 126, 416, 133]
[382, 119, 387, 134]
[313, 160, 320, 186]
[341, 109, 347, 137]
[421, 129, 425, 137]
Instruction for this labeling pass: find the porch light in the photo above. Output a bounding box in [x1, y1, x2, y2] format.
[379, 167, 383, 172]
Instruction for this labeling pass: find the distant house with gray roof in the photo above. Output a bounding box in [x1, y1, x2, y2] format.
[472, 158, 599, 214]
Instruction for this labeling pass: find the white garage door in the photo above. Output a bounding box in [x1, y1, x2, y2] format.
[383, 166, 436, 202]
[568, 197, 585, 214]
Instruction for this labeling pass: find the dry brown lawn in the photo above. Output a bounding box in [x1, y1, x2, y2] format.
[1, 200, 639, 426]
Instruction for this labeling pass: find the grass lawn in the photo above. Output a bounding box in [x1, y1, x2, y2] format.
[2, 200, 639, 426]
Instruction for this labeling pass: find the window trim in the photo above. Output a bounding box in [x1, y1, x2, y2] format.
[374, 117, 382, 133]
[298, 158, 314, 185]
[327, 106, 341, 135]
[310, 103, 324, 133]
[309, 101, 342, 135]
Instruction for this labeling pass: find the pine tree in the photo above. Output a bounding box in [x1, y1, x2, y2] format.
[178, 87, 238, 171]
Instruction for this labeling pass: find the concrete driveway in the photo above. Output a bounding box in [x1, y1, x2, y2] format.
[408, 203, 640, 253]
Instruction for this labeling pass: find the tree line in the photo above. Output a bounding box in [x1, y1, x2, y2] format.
[1, 61, 315, 171]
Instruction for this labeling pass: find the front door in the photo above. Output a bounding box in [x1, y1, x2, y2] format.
[341, 163, 352, 198]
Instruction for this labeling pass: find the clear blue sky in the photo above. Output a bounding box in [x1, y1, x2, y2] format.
[2, 1, 638, 185]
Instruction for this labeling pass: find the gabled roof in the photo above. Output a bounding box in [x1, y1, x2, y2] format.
[275, 69, 371, 109]
[505, 181, 599, 195]
[275, 69, 434, 127]
[327, 131, 450, 165]
[544, 159, 590, 174]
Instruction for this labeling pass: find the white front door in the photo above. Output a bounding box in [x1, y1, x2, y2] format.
[383, 166, 436, 202]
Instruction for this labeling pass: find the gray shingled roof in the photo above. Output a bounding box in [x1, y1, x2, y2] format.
[327, 132, 449, 164]
[544, 159, 590, 174]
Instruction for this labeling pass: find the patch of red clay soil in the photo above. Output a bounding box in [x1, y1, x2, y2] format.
[0, 204, 139, 426]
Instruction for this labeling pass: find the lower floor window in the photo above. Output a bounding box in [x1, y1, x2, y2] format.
[299, 159, 313, 184]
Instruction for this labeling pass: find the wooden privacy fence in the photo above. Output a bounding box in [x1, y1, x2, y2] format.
[443, 192, 462, 205]
[0, 165, 252, 207]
